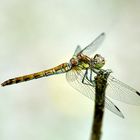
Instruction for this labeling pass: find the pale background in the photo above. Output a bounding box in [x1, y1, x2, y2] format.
[0, 0, 140, 140]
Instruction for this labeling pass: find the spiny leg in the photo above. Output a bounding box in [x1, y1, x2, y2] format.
[90, 68, 93, 81]
[82, 69, 95, 87]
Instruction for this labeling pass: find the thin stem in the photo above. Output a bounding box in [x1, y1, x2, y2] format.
[90, 70, 111, 140]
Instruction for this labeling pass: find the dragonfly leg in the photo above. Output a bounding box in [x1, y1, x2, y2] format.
[90, 69, 96, 82]
[82, 69, 95, 87]
[89, 69, 96, 86]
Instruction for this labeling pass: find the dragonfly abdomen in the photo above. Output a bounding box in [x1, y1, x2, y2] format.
[1, 63, 70, 87]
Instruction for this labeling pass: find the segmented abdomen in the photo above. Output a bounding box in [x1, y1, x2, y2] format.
[1, 63, 70, 86]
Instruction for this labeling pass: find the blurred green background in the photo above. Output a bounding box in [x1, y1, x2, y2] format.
[0, 0, 140, 140]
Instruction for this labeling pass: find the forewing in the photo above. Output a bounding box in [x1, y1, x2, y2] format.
[107, 75, 140, 105]
[66, 68, 124, 118]
[73, 45, 82, 57]
[79, 32, 105, 56]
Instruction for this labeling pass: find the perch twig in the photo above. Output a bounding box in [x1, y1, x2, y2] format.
[90, 70, 111, 140]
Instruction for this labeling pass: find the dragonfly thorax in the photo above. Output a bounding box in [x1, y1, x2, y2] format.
[91, 54, 105, 69]
[70, 54, 90, 69]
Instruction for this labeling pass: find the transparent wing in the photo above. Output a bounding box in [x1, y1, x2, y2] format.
[107, 75, 140, 105]
[66, 67, 95, 99]
[73, 45, 82, 57]
[66, 68, 124, 118]
[79, 32, 105, 56]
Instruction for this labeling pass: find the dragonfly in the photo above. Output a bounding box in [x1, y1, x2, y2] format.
[1, 33, 140, 118]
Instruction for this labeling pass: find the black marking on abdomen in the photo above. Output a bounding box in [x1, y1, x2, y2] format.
[33, 74, 42, 79]
[1, 79, 15, 86]
[15, 79, 22, 83]
[24, 77, 32, 81]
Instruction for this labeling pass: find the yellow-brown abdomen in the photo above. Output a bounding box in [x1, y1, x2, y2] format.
[1, 63, 71, 86]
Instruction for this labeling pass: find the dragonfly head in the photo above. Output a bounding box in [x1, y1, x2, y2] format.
[91, 54, 105, 69]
